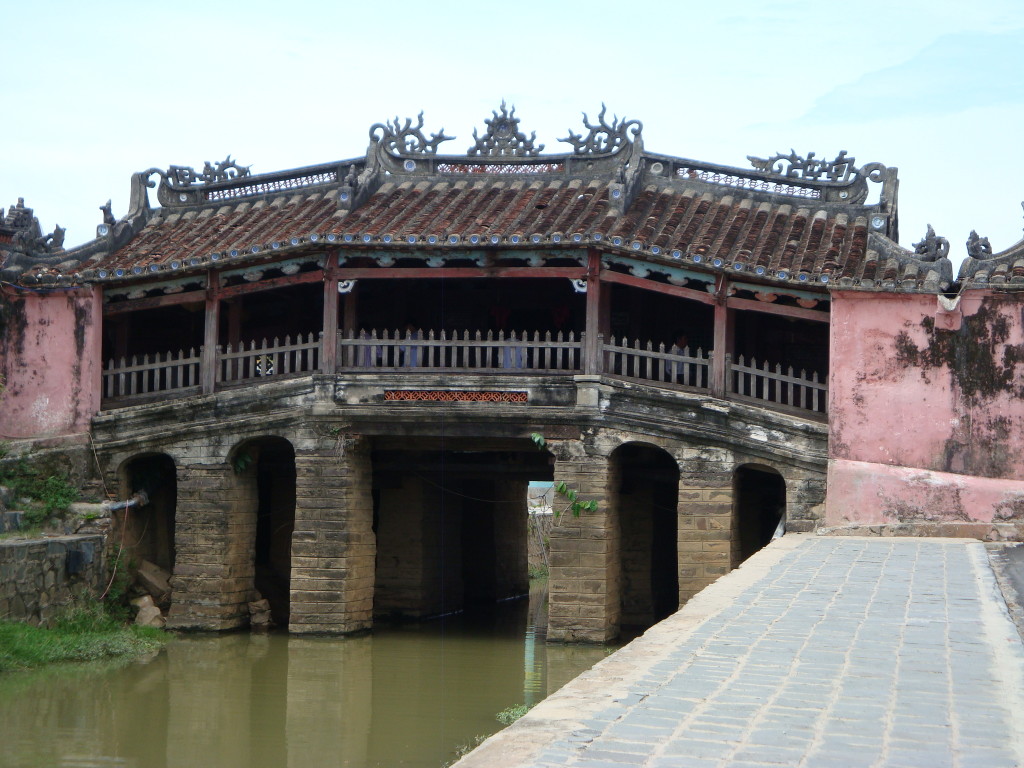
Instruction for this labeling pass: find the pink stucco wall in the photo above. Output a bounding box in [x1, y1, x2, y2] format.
[827, 289, 1024, 528]
[0, 288, 102, 438]
[827, 458, 1024, 527]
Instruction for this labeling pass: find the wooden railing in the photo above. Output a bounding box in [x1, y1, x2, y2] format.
[728, 354, 827, 414]
[100, 329, 827, 418]
[337, 329, 583, 373]
[102, 348, 202, 401]
[602, 336, 710, 391]
[218, 333, 321, 386]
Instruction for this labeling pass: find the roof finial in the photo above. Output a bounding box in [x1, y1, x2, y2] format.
[467, 102, 543, 157]
[559, 104, 642, 156]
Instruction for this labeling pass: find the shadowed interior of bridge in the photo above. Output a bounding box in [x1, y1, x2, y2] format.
[371, 443, 553, 620]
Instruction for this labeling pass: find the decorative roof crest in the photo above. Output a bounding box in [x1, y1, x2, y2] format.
[559, 105, 642, 155]
[747, 150, 858, 183]
[165, 156, 251, 187]
[966, 230, 993, 259]
[912, 225, 949, 262]
[1, 199, 64, 254]
[2, 198, 36, 231]
[370, 112, 454, 157]
[468, 102, 543, 157]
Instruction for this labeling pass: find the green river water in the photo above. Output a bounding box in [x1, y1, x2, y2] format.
[0, 586, 612, 768]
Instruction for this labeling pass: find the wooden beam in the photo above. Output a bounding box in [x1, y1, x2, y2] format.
[599, 270, 716, 307]
[334, 267, 586, 280]
[217, 269, 324, 300]
[103, 290, 205, 315]
[726, 295, 830, 323]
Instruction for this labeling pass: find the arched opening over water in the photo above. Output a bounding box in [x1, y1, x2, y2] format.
[230, 436, 296, 626]
[732, 464, 786, 566]
[612, 442, 680, 630]
[119, 453, 177, 575]
[371, 440, 553, 621]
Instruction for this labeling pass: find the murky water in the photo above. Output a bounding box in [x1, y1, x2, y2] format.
[0, 586, 611, 768]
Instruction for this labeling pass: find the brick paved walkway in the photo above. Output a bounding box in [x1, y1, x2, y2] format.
[459, 536, 1024, 768]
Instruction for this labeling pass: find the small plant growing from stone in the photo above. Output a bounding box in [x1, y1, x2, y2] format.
[232, 451, 254, 474]
[530, 433, 598, 518]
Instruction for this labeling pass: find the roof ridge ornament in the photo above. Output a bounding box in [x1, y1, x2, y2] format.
[370, 112, 454, 157]
[747, 150, 858, 183]
[966, 230, 993, 259]
[468, 102, 543, 157]
[559, 104, 642, 155]
[912, 224, 949, 262]
[2, 197, 36, 232]
[164, 156, 251, 187]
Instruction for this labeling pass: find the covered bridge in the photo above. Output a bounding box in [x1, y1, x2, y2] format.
[2, 105, 1022, 641]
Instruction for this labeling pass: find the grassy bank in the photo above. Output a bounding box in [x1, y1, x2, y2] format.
[0, 603, 168, 672]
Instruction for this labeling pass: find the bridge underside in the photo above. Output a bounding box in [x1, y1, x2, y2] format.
[93, 374, 827, 641]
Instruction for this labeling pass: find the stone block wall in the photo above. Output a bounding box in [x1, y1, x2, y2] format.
[167, 462, 254, 631]
[0, 535, 106, 625]
[678, 485, 733, 603]
[291, 437, 376, 633]
[547, 440, 620, 643]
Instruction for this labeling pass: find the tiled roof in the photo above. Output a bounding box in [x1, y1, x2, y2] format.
[92, 192, 342, 272]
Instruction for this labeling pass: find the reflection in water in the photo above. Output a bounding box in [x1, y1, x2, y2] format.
[0, 582, 610, 768]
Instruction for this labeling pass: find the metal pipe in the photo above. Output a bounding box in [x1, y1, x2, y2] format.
[105, 490, 149, 512]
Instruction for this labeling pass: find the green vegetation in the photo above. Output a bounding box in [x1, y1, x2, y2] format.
[529, 433, 599, 518]
[0, 457, 80, 522]
[0, 601, 167, 672]
[528, 563, 549, 580]
[496, 703, 532, 725]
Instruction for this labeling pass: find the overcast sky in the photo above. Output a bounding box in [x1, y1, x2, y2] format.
[3, 0, 1023, 271]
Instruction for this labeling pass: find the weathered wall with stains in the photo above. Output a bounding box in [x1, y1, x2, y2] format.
[0, 289, 102, 438]
[827, 289, 1024, 532]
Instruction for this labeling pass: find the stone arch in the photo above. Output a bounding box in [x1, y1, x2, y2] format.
[118, 452, 178, 575]
[732, 463, 786, 566]
[228, 435, 296, 626]
[610, 441, 680, 630]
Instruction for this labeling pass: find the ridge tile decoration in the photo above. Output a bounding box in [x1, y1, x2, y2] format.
[747, 150, 857, 183]
[559, 104, 642, 155]
[370, 112, 455, 158]
[468, 102, 544, 157]
[163, 156, 252, 187]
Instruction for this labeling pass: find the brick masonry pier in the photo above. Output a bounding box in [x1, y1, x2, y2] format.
[456, 535, 1024, 768]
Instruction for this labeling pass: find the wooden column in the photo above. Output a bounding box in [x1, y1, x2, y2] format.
[225, 299, 242, 349]
[584, 249, 604, 374]
[340, 282, 358, 368]
[710, 276, 734, 398]
[113, 320, 128, 361]
[342, 285, 357, 333]
[321, 262, 339, 374]
[201, 271, 220, 395]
